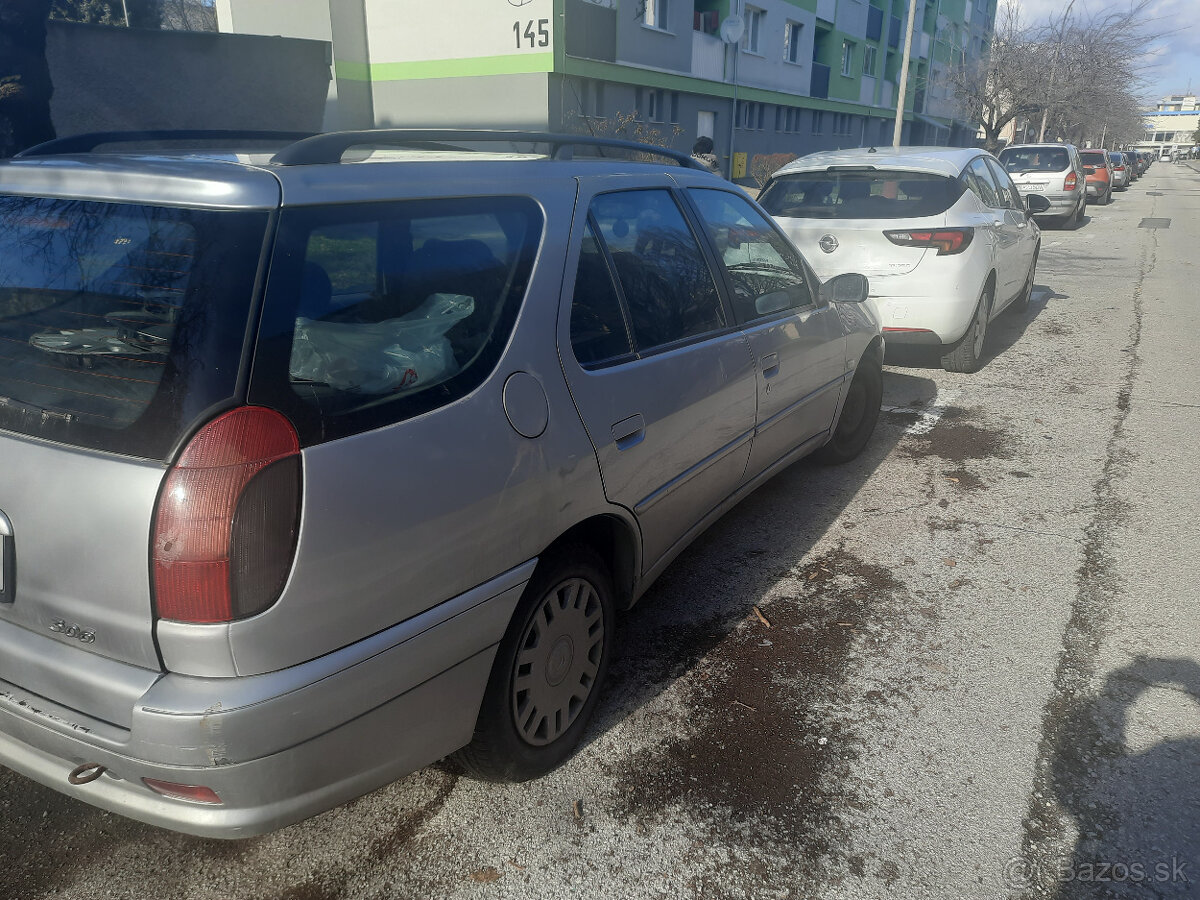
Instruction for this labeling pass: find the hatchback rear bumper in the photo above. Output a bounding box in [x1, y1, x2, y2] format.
[0, 561, 534, 837]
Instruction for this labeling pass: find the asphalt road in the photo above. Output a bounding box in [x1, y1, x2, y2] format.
[4, 162, 1198, 900]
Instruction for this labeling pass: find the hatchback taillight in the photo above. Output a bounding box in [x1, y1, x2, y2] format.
[1064, 172, 1077, 190]
[152, 407, 302, 624]
[883, 227, 974, 255]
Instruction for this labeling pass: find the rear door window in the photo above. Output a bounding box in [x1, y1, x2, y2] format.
[250, 197, 542, 445]
[0, 196, 267, 459]
[587, 190, 726, 352]
[759, 170, 964, 219]
[984, 158, 1023, 210]
[964, 157, 1001, 209]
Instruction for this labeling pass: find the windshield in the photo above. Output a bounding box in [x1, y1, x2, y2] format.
[758, 170, 964, 219]
[999, 147, 1071, 173]
[0, 196, 268, 459]
[1080, 152, 1108, 166]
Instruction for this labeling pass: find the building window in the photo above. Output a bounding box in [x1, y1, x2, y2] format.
[863, 45, 877, 76]
[813, 110, 824, 135]
[841, 40, 856, 76]
[743, 6, 764, 54]
[784, 21, 803, 63]
[670, 91, 680, 123]
[643, 0, 668, 30]
[647, 90, 664, 122]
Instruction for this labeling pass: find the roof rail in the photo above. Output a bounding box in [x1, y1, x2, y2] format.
[268, 129, 709, 171]
[15, 130, 317, 158]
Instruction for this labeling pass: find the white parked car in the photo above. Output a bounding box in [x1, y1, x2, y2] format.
[759, 147, 1050, 373]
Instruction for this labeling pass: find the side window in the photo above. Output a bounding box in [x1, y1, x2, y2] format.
[252, 197, 542, 445]
[589, 190, 726, 352]
[965, 157, 1001, 209]
[688, 188, 814, 323]
[570, 221, 634, 366]
[984, 158, 1022, 210]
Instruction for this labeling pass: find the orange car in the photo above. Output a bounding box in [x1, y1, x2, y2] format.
[1080, 149, 1114, 205]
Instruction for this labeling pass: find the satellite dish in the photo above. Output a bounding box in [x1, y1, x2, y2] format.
[719, 14, 745, 44]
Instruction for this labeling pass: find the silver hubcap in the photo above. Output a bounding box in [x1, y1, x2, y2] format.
[511, 577, 604, 746]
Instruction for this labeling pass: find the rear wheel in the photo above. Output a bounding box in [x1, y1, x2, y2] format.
[456, 546, 614, 782]
[941, 287, 991, 374]
[812, 353, 882, 465]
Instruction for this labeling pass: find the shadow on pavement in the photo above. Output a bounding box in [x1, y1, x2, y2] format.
[1024, 655, 1200, 899]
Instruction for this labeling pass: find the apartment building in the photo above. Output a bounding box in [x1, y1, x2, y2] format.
[1136, 95, 1199, 159]
[216, 0, 995, 181]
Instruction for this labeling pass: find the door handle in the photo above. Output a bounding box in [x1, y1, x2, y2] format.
[611, 413, 645, 450]
[760, 353, 780, 377]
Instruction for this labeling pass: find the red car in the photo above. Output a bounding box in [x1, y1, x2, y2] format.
[1080, 149, 1113, 204]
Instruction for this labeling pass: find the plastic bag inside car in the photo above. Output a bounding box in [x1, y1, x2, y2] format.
[289, 292, 474, 394]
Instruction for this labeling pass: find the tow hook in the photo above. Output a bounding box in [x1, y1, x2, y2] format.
[68, 762, 106, 785]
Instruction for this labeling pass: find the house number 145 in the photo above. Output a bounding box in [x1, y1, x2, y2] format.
[513, 19, 550, 48]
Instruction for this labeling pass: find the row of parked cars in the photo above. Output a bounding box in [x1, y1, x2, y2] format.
[0, 129, 1135, 838]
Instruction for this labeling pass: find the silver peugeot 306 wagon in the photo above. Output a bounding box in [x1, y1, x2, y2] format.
[0, 130, 881, 837]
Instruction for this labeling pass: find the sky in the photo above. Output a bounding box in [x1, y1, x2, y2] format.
[1012, 0, 1200, 104]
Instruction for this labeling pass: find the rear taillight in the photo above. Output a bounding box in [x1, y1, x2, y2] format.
[152, 407, 301, 624]
[143, 778, 222, 804]
[1064, 172, 1077, 190]
[883, 227, 974, 255]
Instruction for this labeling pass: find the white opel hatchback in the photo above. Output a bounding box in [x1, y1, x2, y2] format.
[760, 147, 1049, 372]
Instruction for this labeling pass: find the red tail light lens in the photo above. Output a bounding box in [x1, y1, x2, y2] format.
[883, 227, 974, 255]
[153, 407, 301, 624]
[1064, 172, 1077, 190]
[143, 778, 222, 804]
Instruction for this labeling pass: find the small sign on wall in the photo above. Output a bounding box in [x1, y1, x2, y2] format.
[732, 152, 747, 179]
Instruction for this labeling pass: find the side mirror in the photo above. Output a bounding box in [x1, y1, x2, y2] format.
[1025, 194, 1052, 215]
[819, 272, 869, 305]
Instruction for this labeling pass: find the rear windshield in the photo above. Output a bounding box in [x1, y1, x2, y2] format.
[999, 148, 1070, 173]
[0, 196, 268, 459]
[1080, 152, 1108, 165]
[758, 170, 964, 219]
[249, 196, 542, 446]
[1108, 153, 1126, 165]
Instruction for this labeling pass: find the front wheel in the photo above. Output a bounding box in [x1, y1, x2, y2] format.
[812, 353, 882, 464]
[1010, 246, 1039, 314]
[942, 287, 991, 373]
[456, 547, 615, 782]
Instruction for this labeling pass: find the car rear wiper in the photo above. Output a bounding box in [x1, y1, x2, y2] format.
[0, 395, 74, 424]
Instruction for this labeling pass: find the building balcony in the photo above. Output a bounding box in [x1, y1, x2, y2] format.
[565, 0, 615, 62]
[692, 30, 726, 81]
[811, 62, 831, 99]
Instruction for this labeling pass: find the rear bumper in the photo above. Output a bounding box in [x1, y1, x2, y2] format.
[0, 561, 534, 837]
[865, 256, 988, 347]
[1084, 181, 1109, 199]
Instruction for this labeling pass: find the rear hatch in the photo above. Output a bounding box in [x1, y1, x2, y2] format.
[0, 189, 270, 671]
[759, 168, 963, 280]
[997, 147, 1071, 195]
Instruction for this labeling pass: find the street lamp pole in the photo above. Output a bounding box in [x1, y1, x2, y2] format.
[892, 0, 919, 148]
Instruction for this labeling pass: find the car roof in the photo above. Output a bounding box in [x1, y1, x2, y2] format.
[999, 143, 1078, 152]
[0, 131, 720, 210]
[772, 145, 988, 179]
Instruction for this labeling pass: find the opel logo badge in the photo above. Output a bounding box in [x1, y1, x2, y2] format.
[819, 234, 839, 254]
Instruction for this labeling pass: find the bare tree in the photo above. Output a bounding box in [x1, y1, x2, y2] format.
[941, 2, 1050, 151]
[944, 0, 1159, 152]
